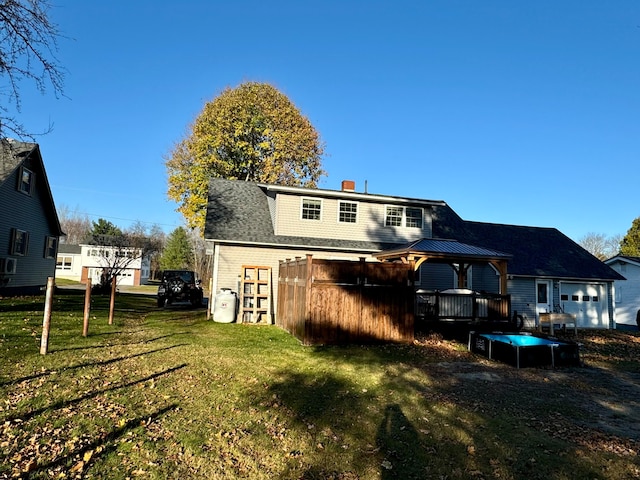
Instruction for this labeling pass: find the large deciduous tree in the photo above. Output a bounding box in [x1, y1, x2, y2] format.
[620, 218, 640, 257]
[166, 81, 326, 230]
[0, 0, 65, 139]
[578, 232, 621, 261]
[57, 205, 91, 244]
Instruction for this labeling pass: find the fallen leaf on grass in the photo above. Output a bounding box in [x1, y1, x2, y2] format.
[83, 449, 93, 462]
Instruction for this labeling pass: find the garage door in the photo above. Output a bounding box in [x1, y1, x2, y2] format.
[559, 283, 606, 328]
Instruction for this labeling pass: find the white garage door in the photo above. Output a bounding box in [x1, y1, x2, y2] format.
[559, 283, 607, 328]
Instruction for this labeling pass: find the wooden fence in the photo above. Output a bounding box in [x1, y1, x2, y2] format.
[277, 255, 415, 345]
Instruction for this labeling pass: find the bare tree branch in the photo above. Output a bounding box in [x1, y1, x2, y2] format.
[0, 0, 65, 139]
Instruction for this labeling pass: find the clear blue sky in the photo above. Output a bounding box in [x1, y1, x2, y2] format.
[15, 0, 640, 241]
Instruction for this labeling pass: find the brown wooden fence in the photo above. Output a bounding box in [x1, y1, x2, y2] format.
[277, 255, 415, 345]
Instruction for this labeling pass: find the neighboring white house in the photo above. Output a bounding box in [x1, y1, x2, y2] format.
[56, 243, 150, 286]
[605, 255, 640, 326]
[55, 243, 83, 281]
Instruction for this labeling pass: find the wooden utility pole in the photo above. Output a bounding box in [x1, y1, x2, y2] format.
[83, 279, 91, 337]
[40, 277, 55, 355]
[108, 275, 116, 325]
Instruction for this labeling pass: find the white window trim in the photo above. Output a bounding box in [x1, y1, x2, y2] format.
[57, 256, 73, 270]
[337, 200, 358, 224]
[384, 205, 423, 228]
[300, 197, 322, 221]
[405, 207, 424, 229]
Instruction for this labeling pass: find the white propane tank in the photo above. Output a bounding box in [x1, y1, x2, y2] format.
[213, 289, 237, 323]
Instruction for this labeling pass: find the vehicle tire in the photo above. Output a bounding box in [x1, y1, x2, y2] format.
[157, 296, 165, 308]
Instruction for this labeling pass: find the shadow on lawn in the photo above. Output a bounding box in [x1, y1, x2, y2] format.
[0, 345, 187, 387]
[3, 363, 187, 424]
[261, 369, 432, 479]
[28, 403, 178, 477]
[257, 342, 618, 480]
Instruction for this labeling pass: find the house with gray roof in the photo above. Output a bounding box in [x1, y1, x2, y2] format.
[204, 177, 623, 330]
[0, 139, 64, 294]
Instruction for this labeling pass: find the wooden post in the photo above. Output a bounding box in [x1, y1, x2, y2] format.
[207, 278, 213, 320]
[83, 278, 91, 337]
[108, 275, 116, 325]
[40, 277, 55, 355]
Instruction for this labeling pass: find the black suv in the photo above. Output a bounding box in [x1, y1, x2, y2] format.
[157, 270, 203, 307]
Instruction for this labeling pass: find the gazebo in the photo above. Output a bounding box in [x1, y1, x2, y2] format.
[374, 238, 514, 326]
[373, 237, 512, 293]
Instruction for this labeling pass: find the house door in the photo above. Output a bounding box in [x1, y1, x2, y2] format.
[535, 280, 552, 321]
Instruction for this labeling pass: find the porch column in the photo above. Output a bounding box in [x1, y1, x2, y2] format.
[491, 260, 508, 295]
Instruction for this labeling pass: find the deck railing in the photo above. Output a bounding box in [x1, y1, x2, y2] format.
[416, 290, 511, 322]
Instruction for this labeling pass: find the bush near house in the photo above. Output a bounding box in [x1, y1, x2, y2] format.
[1, 291, 639, 479]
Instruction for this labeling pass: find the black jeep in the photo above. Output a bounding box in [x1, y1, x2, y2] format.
[157, 270, 203, 308]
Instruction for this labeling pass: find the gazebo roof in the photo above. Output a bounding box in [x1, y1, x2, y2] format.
[374, 238, 512, 263]
[374, 238, 512, 294]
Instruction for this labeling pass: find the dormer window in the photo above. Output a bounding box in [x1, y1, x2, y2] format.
[385, 206, 423, 228]
[405, 207, 423, 228]
[301, 198, 321, 220]
[385, 206, 403, 226]
[18, 166, 34, 195]
[338, 201, 357, 223]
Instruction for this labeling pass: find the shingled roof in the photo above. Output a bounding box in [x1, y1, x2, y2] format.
[457, 220, 624, 281]
[204, 178, 398, 252]
[0, 139, 35, 183]
[204, 179, 623, 281]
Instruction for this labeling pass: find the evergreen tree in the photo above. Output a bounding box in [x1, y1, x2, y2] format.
[620, 217, 640, 256]
[160, 227, 193, 270]
[90, 218, 123, 237]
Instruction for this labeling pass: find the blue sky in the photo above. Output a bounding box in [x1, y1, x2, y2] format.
[15, 0, 640, 241]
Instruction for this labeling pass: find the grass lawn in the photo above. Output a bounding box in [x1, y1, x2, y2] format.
[1, 290, 639, 479]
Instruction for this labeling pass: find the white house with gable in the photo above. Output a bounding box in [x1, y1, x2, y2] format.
[605, 255, 640, 326]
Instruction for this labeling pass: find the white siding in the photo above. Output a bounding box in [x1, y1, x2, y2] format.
[211, 243, 377, 319]
[55, 252, 83, 280]
[274, 193, 432, 243]
[608, 261, 640, 325]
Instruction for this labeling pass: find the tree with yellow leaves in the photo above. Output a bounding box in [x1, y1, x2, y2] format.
[166, 82, 326, 230]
